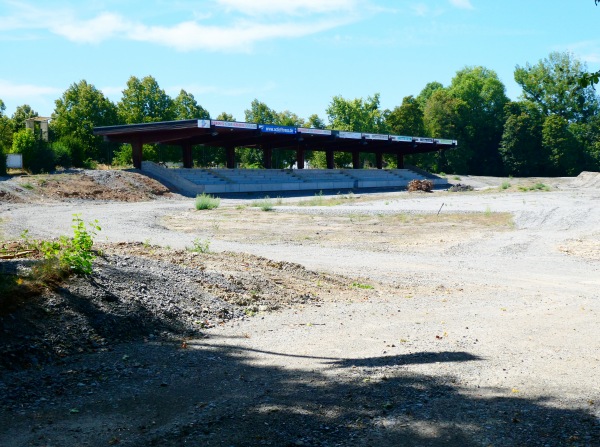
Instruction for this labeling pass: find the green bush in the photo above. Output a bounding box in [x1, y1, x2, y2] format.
[11, 129, 55, 174]
[187, 237, 210, 253]
[252, 196, 274, 211]
[34, 214, 101, 276]
[195, 193, 221, 210]
[51, 141, 72, 168]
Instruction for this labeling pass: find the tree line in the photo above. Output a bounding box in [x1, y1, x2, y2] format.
[1, 51, 599, 176]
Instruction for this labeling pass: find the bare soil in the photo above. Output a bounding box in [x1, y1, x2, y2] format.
[1, 169, 599, 446]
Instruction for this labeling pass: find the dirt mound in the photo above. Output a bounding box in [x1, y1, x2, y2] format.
[0, 169, 172, 203]
[0, 243, 374, 371]
[569, 171, 600, 189]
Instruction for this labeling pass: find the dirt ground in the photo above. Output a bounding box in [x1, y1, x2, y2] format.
[0, 169, 599, 446]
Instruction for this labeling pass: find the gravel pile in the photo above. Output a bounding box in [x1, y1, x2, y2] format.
[0, 254, 247, 371]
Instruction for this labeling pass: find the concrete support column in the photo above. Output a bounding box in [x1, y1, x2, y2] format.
[296, 146, 305, 169]
[396, 153, 404, 169]
[226, 146, 236, 169]
[132, 140, 143, 170]
[376, 152, 383, 169]
[352, 151, 360, 169]
[263, 147, 273, 169]
[182, 143, 193, 168]
[326, 150, 334, 169]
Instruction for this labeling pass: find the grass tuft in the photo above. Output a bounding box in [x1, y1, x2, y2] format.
[195, 193, 221, 210]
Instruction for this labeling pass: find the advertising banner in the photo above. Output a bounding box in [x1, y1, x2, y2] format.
[390, 135, 413, 142]
[363, 133, 388, 140]
[415, 137, 434, 144]
[211, 120, 258, 130]
[337, 131, 362, 140]
[298, 128, 332, 136]
[259, 124, 297, 135]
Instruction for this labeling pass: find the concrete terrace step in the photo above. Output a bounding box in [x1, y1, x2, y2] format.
[141, 162, 446, 195]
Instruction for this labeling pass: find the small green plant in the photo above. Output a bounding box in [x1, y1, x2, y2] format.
[195, 193, 221, 210]
[484, 206, 492, 216]
[518, 182, 550, 192]
[22, 182, 35, 190]
[35, 215, 101, 276]
[351, 282, 374, 290]
[187, 237, 210, 253]
[500, 181, 511, 190]
[252, 196, 274, 211]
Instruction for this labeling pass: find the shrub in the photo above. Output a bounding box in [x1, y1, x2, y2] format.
[35, 214, 101, 276]
[254, 196, 274, 211]
[11, 129, 55, 174]
[195, 193, 221, 210]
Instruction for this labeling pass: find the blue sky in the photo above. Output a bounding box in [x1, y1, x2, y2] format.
[1, 0, 599, 122]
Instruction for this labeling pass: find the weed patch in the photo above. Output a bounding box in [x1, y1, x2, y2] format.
[195, 193, 221, 210]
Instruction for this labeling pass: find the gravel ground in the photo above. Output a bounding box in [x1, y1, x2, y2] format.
[1, 170, 599, 446]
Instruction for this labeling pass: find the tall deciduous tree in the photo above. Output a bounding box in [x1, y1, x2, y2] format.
[326, 93, 387, 133]
[118, 76, 174, 124]
[244, 99, 277, 124]
[446, 66, 509, 175]
[423, 89, 467, 173]
[173, 90, 209, 120]
[386, 96, 425, 136]
[11, 105, 38, 132]
[499, 101, 547, 176]
[416, 82, 444, 110]
[52, 80, 118, 164]
[387, 95, 434, 170]
[542, 115, 582, 175]
[515, 52, 599, 123]
[0, 99, 9, 174]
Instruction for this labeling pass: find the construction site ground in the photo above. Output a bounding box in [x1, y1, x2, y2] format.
[0, 169, 599, 446]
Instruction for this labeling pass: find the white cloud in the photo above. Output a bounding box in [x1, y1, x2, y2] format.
[216, 0, 359, 16]
[0, 79, 62, 99]
[128, 17, 356, 52]
[0, 1, 364, 52]
[449, 0, 474, 10]
[52, 12, 130, 44]
[558, 40, 600, 66]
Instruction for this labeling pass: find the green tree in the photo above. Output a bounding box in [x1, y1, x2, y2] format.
[499, 101, 547, 176]
[515, 52, 599, 123]
[118, 76, 175, 124]
[326, 93, 387, 133]
[423, 89, 467, 173]
[387, 96, 425, 136]
[324, 93, 387, 168]
[215, 112, 235, 121]
[11, 104, 38, 132]
[52, 80, 118, 164]
[305, 114, 326, 129]
[241, 100, 277, 167]
[446, 66, 509, 175]
[416, 82, 444, 110]
[542, 115, 582, 175]
[173, 90, 209, 120]
[11, 128, 55, 174]
[0, 100, 11, 174]
[387, 95, 434, 170]
[244, 99, 278, 124]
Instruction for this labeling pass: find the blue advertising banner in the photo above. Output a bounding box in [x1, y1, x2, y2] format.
[259, 124, 297, 135]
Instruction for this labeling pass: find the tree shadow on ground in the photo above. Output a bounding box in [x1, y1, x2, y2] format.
[2, 336, 598, 447]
